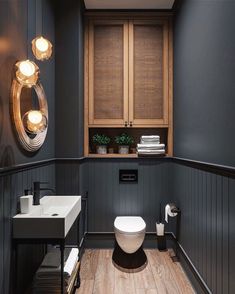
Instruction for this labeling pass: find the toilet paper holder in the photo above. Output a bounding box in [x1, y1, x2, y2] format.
[165, 203, 181, 223]
[165, 203, 181, 262]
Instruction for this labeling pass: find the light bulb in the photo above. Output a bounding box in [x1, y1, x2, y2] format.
[19, 60, 36, 77]
[32, 36, 52, 61]
[28, 110, 43, 124]
[35, 37, 49, 52]
[15, 60, 39, 86]
[22, 110, 47, 134]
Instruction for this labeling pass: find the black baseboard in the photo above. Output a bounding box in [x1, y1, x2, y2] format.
[170, 233, 211, 294]
[84, 232, 174, 249]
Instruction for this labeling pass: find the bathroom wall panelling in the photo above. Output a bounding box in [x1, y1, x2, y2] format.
[171, 160, 235, 294]
[56, 159, 171, 233]
[0, 162, 55, 294]
[56, 157, 235, 293]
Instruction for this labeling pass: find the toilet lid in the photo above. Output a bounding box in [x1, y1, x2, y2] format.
[114, 216, 146, 233]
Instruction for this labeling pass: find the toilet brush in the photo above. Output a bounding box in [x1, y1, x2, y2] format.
[156, 203, 167, 251]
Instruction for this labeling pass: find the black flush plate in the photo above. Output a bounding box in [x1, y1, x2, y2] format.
[119, 169, 138, 183]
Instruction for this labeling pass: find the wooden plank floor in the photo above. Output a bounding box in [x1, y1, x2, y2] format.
[76, 249, 195, 294]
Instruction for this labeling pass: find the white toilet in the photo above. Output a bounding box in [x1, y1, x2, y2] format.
[114, 216, 146, 254]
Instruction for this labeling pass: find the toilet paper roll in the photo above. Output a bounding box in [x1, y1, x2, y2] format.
[165, 203, 178, 223]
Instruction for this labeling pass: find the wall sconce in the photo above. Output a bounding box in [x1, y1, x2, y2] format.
[22, 110, 47, 134]
[11, 60, 48, 152]
[32, 36, 52, 61]
[15, 60, 39, 86]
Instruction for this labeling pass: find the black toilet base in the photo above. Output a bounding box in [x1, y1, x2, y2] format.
[112, 242, 147, 272]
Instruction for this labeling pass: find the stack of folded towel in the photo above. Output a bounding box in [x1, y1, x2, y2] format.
[137, 135, 165, 155]
[33, 247, 78, 294]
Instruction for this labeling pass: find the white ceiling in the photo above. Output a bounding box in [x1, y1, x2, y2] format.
[84, 0, 175, 10]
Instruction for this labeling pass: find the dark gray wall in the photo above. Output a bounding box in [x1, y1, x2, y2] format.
[0, 0, 55, 167]
[55, 0, 84, 158]
[174, 0, 235, 167]
[174, 2, 235, 292]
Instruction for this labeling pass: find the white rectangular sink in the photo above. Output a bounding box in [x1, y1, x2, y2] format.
[13, 196, 81, 239]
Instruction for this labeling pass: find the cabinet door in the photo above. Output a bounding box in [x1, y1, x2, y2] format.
[129, 20, 169, 126]
[88, 20, 129, 126]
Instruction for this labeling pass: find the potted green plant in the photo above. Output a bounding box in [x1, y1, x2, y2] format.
[92, 134, 111, 154]
[115, 133, 134, 154]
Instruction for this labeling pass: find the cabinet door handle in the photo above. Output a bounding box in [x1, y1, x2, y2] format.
[124, 121, 128, 127]
[129, 121, 133, 127]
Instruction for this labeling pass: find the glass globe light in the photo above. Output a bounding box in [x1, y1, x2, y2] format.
[15, 60, 39, 86]
[35, 37, 49, 52]
[19, 60, 36, 76]
[32, 36, 52, 60]
[22, 110, 47, 134]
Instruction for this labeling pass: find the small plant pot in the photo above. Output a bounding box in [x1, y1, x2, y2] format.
[96, 145, 107, 154]
[118, 145, 129, 154]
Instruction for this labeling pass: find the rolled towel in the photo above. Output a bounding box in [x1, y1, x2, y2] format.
[64, 248, 78, 276]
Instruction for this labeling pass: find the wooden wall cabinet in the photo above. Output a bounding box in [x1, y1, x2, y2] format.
[85, 13, 173, 157]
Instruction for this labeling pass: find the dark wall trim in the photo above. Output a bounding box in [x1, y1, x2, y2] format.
[172, 157, 235, 178]
[0, 158, 55, 175]
[2, 156, 235, 177]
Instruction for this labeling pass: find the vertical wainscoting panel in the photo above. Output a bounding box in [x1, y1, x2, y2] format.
[56, 161, 80, 195]
[55, 159, 171, 234]
[172, 162, 233, 294]
[0, 163, 55, 294]
[229, 177, 235, 294]
[87, 159, 170, 233]
[0, 176, 3, 293]
[55, 161, 87, 245]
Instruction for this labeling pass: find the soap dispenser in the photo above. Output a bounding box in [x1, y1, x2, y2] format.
[20, 190, 33, 214]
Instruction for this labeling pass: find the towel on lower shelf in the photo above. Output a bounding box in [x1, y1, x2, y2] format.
[137, 143, 165, 150]
[138, 135, 165, 156]
[33, 247, 78, 294]
[138, 149, 165, 155]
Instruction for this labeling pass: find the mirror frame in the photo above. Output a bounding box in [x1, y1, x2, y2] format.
[11, 79, 48, 152]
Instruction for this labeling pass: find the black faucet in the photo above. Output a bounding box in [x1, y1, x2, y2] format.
[33, 181, 56, 205]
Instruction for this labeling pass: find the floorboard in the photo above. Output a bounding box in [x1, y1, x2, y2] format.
[76, 249, 195, 294]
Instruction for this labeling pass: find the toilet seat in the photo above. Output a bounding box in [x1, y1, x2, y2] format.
[114, 216, 146, 234]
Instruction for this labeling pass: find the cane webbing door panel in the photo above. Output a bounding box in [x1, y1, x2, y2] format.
[129, 20, 169, 126]
[88, 20, 129, 125]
